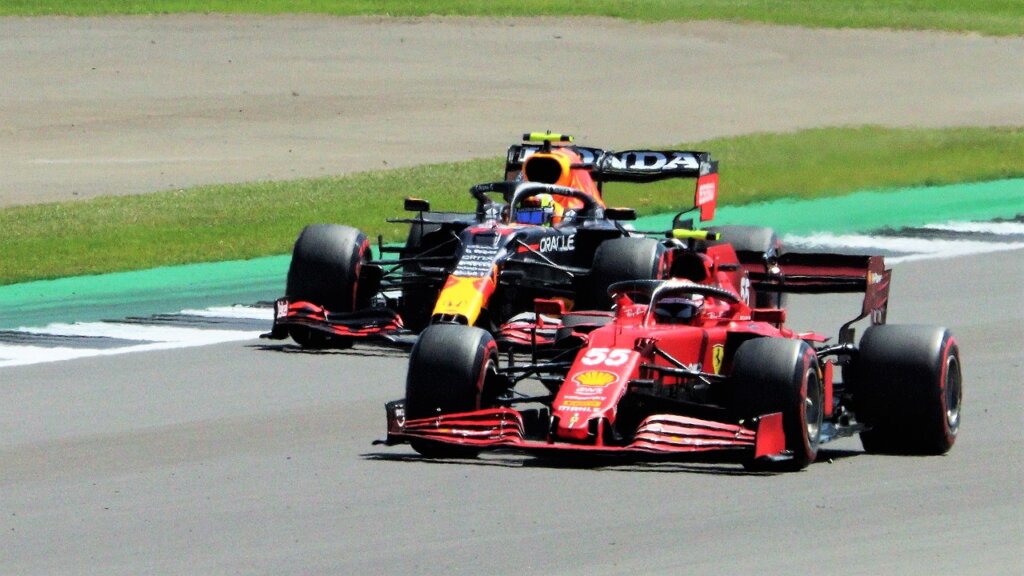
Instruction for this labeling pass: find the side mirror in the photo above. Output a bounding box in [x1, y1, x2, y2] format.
[605, 207, 637, 221]
[404, 197, 430, 212]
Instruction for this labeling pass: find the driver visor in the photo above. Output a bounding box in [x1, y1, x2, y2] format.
[516, 208, 548, 225]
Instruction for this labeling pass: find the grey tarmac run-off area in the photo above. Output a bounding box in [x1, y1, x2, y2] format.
[1, 16, 1022, 576]
[0, 16, 1022, 207]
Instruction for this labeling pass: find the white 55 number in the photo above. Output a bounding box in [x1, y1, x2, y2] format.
[739, 275, 751, 305]
[580, 348, 631, 367]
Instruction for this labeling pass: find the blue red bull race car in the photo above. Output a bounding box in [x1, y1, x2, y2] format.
[262, 132, 765, 349]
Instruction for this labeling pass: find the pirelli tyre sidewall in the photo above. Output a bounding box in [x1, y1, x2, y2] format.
[731, 337, 823, 471]
[854, 325, 962, 455]
[405, 325, 499, 458]
[286, 224, 370, 312]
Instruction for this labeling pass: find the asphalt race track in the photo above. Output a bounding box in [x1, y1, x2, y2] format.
[2, 16, 1023, 575]
[3, 252, 1022, 574]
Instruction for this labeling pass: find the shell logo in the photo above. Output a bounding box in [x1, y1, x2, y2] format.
[572, 370, 618, 387]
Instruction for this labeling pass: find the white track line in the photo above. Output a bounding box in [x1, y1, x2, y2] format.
[0, 330, 262, 368]
[0, 316, 268, 368]
[177, 305, 273, 320]
[784, 232, 1024, 264]
[919, 221, 1024, 235]
[17, 322, 260, 342]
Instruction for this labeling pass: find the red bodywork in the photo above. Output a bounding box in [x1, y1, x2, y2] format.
[385, 248, 892, 464]
[386, 277, 798, 461]
[387, 282, 786, 457]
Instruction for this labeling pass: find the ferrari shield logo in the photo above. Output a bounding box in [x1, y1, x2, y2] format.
[712, 344, 725, 374]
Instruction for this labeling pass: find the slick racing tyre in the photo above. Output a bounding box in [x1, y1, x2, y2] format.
[706, 225, 784, 308]
[405, 325, 500, 458]
[853, 325, 962, 455]
[731, 337, 824, 471]
[587, 237, 666, 309]
[285, 224, 371, 348]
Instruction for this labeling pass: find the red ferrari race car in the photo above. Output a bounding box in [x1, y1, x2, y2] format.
[262, 132, 768, 349]
[381, 234, 962, 471]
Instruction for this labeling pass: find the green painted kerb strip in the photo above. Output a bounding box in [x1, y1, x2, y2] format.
[635, 179, 1024, 234]
[0, 256, 290, 329]
[0, 179, 1020, 329]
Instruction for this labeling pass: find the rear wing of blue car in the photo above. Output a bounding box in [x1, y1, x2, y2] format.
[505, 144, 719, 221]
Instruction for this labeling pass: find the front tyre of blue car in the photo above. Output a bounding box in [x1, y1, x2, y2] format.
[285, 224, 370, 348]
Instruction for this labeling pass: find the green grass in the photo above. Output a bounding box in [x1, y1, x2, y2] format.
[1, 1, 1021, 36]
[1, 126, 1021, 286]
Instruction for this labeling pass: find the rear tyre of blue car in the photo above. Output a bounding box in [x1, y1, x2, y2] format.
[731, 337, 823, 472]
[853, 325, 961, 455]
[405, 325, 499, 458]
[706, 225, 784, 308]
[587, 237, 665, 309]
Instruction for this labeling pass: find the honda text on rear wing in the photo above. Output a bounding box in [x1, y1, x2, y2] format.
[505, 133, 719, 221]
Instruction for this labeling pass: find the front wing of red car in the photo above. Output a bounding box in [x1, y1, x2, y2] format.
[383, 402, 786, 462]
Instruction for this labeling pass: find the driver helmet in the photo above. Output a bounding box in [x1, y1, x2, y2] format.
[654, 296, 703, 325]
[516, 193, 564, 226]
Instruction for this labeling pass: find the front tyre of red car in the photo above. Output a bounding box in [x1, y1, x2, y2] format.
[731, 337, 823, 471]
[404, 325, 499, 458]
[285, 224, 371, 348]
[853, 325, 962, 455]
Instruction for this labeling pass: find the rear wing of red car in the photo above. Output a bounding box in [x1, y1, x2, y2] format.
[505, 144, 719, 221]
[739, 252, 891, 343]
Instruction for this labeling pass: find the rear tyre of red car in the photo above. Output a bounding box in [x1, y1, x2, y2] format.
[731, 337, 823, 471]
[285, 224, 371, 348]
[853, 325, 961, 455]
[405, 324, 499, 458]
[587, 237, 666, 308]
